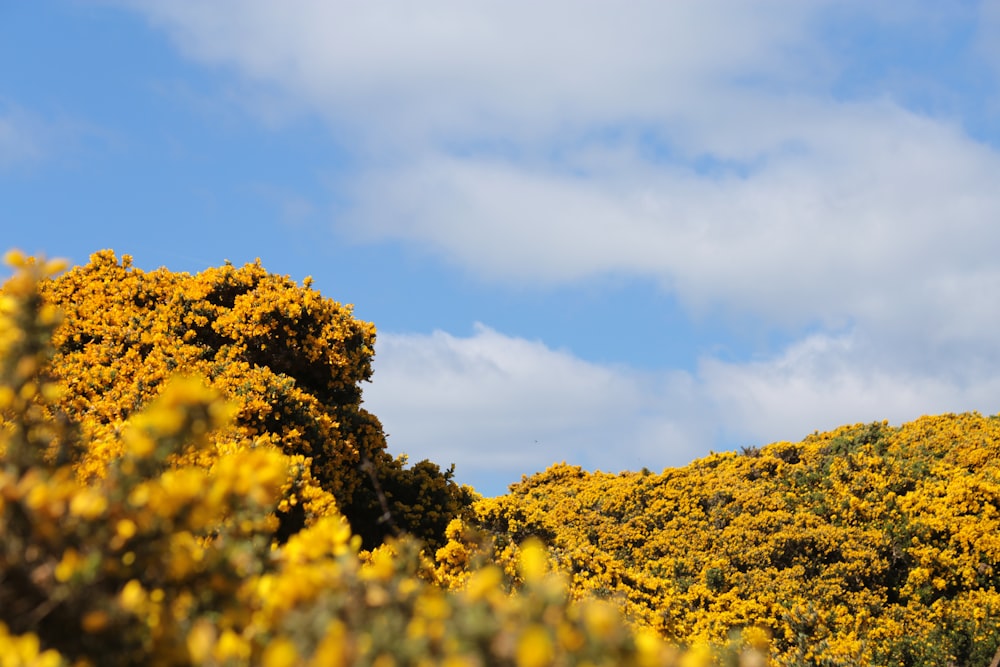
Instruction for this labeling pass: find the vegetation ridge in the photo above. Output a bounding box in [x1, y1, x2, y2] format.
[2, 250, 998, 666]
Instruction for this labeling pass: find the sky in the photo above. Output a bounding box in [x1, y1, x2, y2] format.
[3, 1, 1000, 496]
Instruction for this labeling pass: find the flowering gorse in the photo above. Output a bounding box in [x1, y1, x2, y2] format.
[467, 419, 1000, 665]
[35, 249, 473, 549]
[1, 251, 723, 667]
[10, 248, 996, 665]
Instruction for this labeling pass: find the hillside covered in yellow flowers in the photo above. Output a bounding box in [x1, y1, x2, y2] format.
[2, 250, 999, 666]
[472, 414, 1000, 664]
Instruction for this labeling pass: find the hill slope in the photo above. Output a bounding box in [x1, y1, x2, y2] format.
[5, 250, 999, 665]
[472, 417, 1000, 665]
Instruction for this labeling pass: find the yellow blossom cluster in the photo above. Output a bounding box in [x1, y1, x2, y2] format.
[0, 254, 286, 662]
[0, 252, 756, 666]
[466, 417, 1000, 665]
[9, 248, 1000, 665]
[0, 622, 64, 667]
[25, 249, 473, 548]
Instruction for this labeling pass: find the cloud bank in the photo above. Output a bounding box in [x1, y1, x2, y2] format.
[366, 326, 1000, 495]
[114, 1, 1000, 493]
[121, 0, 826, 147]
[364, 325, 706, 493]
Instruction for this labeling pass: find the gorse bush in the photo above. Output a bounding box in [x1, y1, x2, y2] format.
[31, 250, 474, 550]
[469, 419, 1000, 665]
[5, 249, 1000, 666]
[0, 251, 719, 667]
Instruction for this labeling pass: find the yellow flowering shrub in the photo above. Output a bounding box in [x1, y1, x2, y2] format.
[7, 248, 1000, 666]
[2, 252, 742, 666]
[26, 249, 473, 549]
[469, 418, 1000, 665]
[0, 253, 287, 663]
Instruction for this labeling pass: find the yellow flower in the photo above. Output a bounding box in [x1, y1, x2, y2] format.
[414, 590, 451, 622]
[582, 601, 618, 640]
[515, 625, 554, 667]
[556, 622, 584, 652]
[123, 431, 156, 459]
[119, 579, 146, 611]
[679, 642, 715, 667]
[0, 623, 65, 667]
[213, 629, 251, 662]
[167, 531, 206, 579]
[115, 519, 137, 541]
[465, 565, 502, 602]
[741, 626, 770, 651]
[360, 546, 396, 582]
[311, 619, 349, 667]
[634, 628, 670, 667]
[518, 539, 549, 583]
[441, 658, 478, 667]
[69, 488, 107, 520]
[54, 549, 82, 583]
[186, 621, 216, 664]
[0, 385, 14, 409]
[262, 637, 300, 667]
[3, 249, 26, 267]
[42, 258, 68, 276]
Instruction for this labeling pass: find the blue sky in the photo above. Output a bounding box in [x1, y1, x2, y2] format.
[4, 1, 1000, 496]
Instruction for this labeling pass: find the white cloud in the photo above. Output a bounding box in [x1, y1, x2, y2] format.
[0, 109, 44, 168]
[113, 2, 1000, 354]
[112, 1, 1000, 492]
[364, 324, 707, 493]
[341, 102, 1000, 363]
[700, 332, 1000, 446]
[366, 324, 1000, 495]
[114, 0, 830, 150]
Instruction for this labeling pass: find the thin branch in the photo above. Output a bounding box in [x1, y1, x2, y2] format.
[360, 455, 399, 536]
